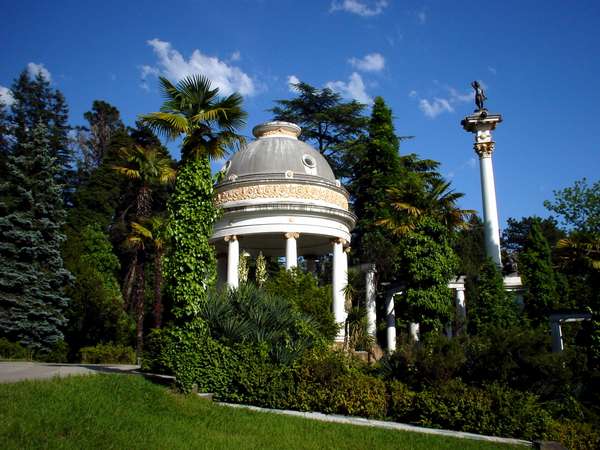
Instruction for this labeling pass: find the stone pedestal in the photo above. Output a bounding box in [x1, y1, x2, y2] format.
[461, 112, 503, 267]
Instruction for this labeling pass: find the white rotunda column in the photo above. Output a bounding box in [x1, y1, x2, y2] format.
[225, 235, 239, 288]
[365, 264, 377, 338]
[456, 286, 466, 331]
[332, 238, 348, 343]
[285, 232, 299, 270]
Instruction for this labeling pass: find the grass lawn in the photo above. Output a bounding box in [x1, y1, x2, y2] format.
[0, 374, 524, 450]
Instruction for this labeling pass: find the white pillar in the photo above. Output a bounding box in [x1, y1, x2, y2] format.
[462, 113, 503, 267]
[385, 293, 396, 353]
[365, 264, 377, 338]
[551, 321, 564, 353]
[456, 287, 466, 335]
[409, 323, 420, 343]
[285, 232, 299, 270]
[478, 151, 502, 266]
[332, 238, 348, 343]
[225, 235, 239, 288]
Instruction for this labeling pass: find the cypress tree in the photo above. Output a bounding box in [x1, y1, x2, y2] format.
[519, 221, 560, 324]
[468, 257, 520, 334]
[349, 97, 402, 273]
[0, 124, 71, 352]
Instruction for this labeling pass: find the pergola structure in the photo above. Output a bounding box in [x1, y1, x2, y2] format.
[210, 121, 356, 343]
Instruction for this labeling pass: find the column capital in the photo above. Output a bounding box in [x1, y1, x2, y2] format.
[343, 246, 351, 254]
[474, 141, 495, 158]
[224, 235, 238, 242]
[331, 237, 348, 246]
[284, 232, 300, 240]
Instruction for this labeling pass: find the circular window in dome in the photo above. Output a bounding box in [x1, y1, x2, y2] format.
[302, 154, 316, 169]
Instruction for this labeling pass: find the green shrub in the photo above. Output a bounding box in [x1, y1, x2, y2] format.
[388, 380, 416, 422]
[547, 419, 600, 450]
[79, 343, 136, 364]
[0, 338, 31, 360]
[39, 340, 69, 363]
[264, 268, 338, 341]
[414, 380, 551, 440]
[293, 350, 387, 419]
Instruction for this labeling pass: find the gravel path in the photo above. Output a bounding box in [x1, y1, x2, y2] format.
[0, 361, 139, 383]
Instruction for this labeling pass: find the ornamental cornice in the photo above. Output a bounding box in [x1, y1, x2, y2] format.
[215, 183, 349, 210]
[474, 141, 495, 158]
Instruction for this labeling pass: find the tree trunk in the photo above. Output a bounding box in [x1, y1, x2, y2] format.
[136, 185, 152, 219]
[123, 254, 138, 311]
[134, 250, 146, 359]
[153, 249, 163, 328]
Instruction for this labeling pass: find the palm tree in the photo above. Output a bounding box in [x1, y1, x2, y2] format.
[140, 75, 247, 162]
[556, 233, 600, 271]
[378, 177, 476, 236]
[113, 145, 176, 219]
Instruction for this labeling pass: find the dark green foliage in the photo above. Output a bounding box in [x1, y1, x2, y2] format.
[454, 214, 486, 277]
[546, 419, 600, 450]
[63, 225, 132, 354]
[0, 124, 70, 353]
[164, 157, 218, 320]
[349, 97, 402, 269]
[264, 268, 338, 341]
[79, 343, 135, 364]
[468, 258, 520, 334]
[201, 284, 326, 364]
[10, 69, 72, 191]
[74, 100, 125, 175]
[544, 178, 600, 233]
[411, 380, 551, 440]
[395, 218, 458, 332]
[271, 81, 368, 177]
[501, 216, 565, 257]
[0, 338, 31, 360]
[519, 222, 560, 324]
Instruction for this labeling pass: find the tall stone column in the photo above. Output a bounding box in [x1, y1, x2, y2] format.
[365, 264, 377, 338]
[225, 235, 239, 288]
[285, 232, 299, 270]
[332, 238, 348, 343]
[462, 113, 503, 266]
[385, 292, 396, 352]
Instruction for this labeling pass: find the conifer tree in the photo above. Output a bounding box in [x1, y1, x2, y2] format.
[468, 257, 520, 334]
[10, 70, 72, 190]
[0, 124, 71, 352]
[349, 97, 403, 274]
[519, 222, 560, 324]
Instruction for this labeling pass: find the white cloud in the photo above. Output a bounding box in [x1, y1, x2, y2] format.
[287, 75, 300, 92]
[326, 72, 371, 104]
[417, 10, 427, 24]
[488, 66, 497, 75]
[466, 157, 477, 169]
[27, 62, 51, 82]
[142, 38, 256, 96]
[330, 0, 388, 17]
[230, 50, 241, 62]
[414, 85, 473, 118]
[419, 98, 453, 118]
[0, 86, 15, 107]
[348, 52, 385, 72]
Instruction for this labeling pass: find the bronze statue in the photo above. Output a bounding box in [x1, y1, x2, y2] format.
[471, 80, 487, 111]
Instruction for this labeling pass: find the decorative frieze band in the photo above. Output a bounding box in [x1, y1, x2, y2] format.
[215, 183, 349, 210]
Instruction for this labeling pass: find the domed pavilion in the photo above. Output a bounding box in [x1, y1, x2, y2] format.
[210, 121, 356, 342]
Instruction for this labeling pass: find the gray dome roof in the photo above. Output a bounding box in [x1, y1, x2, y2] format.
[223, 122, 335, 182]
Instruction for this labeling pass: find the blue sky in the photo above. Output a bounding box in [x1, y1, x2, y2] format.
[1, 0, 599, 227]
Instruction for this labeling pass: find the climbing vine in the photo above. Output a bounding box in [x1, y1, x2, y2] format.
[164, 157, 219, 320]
